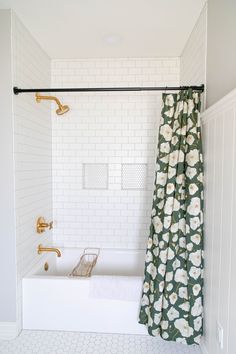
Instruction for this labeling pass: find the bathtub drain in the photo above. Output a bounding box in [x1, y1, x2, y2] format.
[44, 262, 49, 271]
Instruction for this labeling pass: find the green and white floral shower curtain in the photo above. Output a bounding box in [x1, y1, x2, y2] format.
[139, 90, 204, 345]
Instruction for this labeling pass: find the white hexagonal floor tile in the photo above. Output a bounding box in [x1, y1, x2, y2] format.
[0, 330, 202, 354]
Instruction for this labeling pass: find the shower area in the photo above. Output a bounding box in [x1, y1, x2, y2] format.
[1, 1, 223, 352]
[21, 55, 182, 333]
[19, 59, 204, 340]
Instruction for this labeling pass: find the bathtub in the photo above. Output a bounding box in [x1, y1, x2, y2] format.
[22, 248, 147, 335]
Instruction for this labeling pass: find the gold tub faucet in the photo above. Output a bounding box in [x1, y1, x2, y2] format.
[37, 244, 61, 257]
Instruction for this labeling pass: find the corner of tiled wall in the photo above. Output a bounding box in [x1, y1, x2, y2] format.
[180, 4, 207, 109]
[12, 11, 53, 330]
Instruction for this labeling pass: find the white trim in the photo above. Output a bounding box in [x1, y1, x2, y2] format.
[202, 88, 236, 124]
[0, 322, 20, 340]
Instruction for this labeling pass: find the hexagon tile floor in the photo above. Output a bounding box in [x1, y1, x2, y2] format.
[0, 330, 202, 354]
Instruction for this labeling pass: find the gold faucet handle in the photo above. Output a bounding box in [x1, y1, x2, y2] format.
[36, 217, 53, 233]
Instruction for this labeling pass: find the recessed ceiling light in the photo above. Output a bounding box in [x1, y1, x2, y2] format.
[103, 34, 123, 45]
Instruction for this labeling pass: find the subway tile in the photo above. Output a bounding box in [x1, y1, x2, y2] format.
[52, 57, 179, 249]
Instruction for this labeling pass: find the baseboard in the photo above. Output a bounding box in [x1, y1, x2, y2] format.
[200, 339, 208, 354]
[0, 322, 20, 340]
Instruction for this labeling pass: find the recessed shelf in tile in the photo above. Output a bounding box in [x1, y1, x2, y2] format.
[83, 163, 108, 189]
[122, 163, 147, 190]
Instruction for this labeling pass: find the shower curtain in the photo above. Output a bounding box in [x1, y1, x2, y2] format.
[139, 90, 204, 345]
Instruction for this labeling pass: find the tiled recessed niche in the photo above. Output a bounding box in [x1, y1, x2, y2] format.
[122, 164, 147, 190]
[83, 164, 108, 189]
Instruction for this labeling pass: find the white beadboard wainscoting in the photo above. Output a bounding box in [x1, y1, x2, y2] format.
[201, 89, 236, 354]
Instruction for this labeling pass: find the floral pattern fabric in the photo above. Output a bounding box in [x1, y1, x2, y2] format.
[139, 90, 204, 345]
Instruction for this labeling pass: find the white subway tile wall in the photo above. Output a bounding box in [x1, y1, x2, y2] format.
[51, 58, 180, 249]
[12, 12, 52, 328]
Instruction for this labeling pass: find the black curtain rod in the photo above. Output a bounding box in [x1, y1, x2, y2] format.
[13, 85, 204, 95]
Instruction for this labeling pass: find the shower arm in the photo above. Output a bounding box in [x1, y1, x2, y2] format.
[35, 93, 62, 108]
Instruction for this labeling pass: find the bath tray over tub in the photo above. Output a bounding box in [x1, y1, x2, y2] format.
[69, 248, 100, 278]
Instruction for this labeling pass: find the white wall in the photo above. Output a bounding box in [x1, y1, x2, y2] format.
[12, 12, 52, 329]
[0, 9, 17, 325]
[180, 4, 207, 107]
[202, 90, 236, 354]
[206, 0, 236, 107]
[179, 5, 236, 352]
[51, 58, 179, 249]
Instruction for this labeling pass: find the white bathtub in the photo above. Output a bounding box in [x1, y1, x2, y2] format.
[22, 248, 147, 335]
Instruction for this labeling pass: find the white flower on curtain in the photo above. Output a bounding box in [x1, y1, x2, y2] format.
[139, 90, 204, 346]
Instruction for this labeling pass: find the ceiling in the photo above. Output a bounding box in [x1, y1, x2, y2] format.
[0, 0, 206, 59]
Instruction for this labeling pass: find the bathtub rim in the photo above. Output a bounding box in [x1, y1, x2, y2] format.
[23, 247, 146, 278]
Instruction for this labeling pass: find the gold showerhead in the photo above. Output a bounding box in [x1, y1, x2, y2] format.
[56, 104, 69, 115]
[35, 93, 69, 115]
